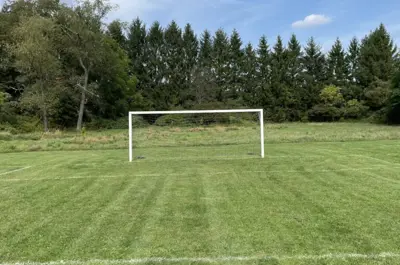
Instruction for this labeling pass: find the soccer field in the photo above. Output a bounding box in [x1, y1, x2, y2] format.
[1, 125, 400, 264]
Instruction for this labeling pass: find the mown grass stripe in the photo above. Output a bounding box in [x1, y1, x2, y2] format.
[2, 252, 400, 264]
[2, 166, 400, 182]
[60, 177, 149, 258]
[0, 166, 32, 176]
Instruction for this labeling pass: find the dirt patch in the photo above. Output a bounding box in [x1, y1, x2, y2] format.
[188, 127, 205, 132]
[169, 127, 182, 133]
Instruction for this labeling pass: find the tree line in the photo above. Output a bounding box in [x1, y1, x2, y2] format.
[0, 0, 399, 132]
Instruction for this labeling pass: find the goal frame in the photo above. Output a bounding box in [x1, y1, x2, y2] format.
[128, 109, 264, 162]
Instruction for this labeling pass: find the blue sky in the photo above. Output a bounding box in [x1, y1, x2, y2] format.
[105, 0, 400, 51]
[3, 0, 400, 51]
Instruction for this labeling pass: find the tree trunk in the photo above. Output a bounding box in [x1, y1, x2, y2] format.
[76, 88, 86, 131]
[40, 84, 49, 132]
[42, 107, 49, 132]
[77, 59, 89, 131]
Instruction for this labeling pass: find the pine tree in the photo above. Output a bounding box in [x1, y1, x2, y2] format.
[256, 35, 272, 109]
[346, 37, 360, 84]
[107, 20, 126, 50]
[358, 24, 397, 87]
[286, 34, 303, 119]
[286, 34, 302, 83]
[127, 18, 147, 92]
[301, 37, 326, 109]
[242, 43, 257, 105]
[163, 20, 184, 107]
[182, 23, 198, 86]
[257, 35, 270, 83]
[343, 37, 362, 100]
[146, 21, 164, 108]
[182, 23, 198, 106]
[190, 30, 215, 105]
[212, 28, 230, 102]
[198, 30, 213, 68]
[358, 24, 397, 110]
[388, 69, 400, 123]
[270, 36, 290, 120]
[271, 36, 286, 83]
[395, 53, 400, 72]
[127, 18, 146, 63]
[228, 29, 244, 100]
[327, 38, 347, 87]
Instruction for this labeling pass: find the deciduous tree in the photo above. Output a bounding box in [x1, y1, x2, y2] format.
[59, 0, 114, 131]
[12, 15, 62, 131]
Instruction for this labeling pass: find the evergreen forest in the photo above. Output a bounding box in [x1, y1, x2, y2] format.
[1, 0, 400, 132]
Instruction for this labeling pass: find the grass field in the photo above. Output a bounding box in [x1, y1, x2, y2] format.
[1, 123, 400, 264]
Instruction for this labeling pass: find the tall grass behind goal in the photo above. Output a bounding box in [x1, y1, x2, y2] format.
[128, 109, 265, 162]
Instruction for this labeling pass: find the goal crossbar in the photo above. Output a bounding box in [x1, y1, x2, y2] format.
[128, 109, 264, 162]
[129, 109, 263, 115]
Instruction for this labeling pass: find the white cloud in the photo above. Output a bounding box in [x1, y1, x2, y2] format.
[292, 14, 332, 28]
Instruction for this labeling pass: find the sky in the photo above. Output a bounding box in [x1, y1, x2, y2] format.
[2, 0, 400, 51]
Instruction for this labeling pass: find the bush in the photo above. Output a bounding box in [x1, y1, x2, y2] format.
[155, 114, 190, 126]
[228, 114, 256, 124]
[0, 122, 18, 134]
[320, 85, 345, 107]
[342, 85, 364, 101]
[0, 98, 18, 125]
[86, 116, 148, 130]
[308, 105, 343, 122]
[154, 112, 256, 127]
[343, 100, 368, 119]
[0, 131, 12, 141]
[191, 100, 245, 111]
[387, 71, 400, 124]
[271, 108, 288, 123]
[188, 101, 251, 125]
[367, 109, 389, 124]
[364, 79, 391, 110]
[15, 116, 42, 133]
[387, 104, 400, 124]
[301, 114, 309, 123]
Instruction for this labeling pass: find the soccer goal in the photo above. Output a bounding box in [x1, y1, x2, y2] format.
[128, 109, 264, 162]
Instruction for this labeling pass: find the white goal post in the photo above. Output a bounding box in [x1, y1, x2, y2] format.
[128, 109, 265, 162]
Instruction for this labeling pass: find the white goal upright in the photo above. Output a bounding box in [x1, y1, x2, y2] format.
[128, 109, 264, 162]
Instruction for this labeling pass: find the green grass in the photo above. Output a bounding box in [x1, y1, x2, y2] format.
[1, 123, 400, 264]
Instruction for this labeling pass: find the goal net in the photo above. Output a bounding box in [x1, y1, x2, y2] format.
[128, 109, 264, 162]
